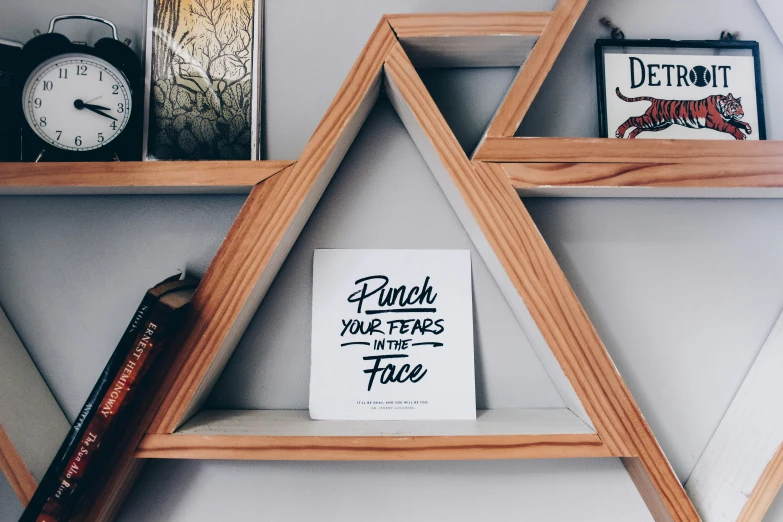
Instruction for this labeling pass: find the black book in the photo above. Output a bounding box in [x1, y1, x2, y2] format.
[20, 275, 195, 522]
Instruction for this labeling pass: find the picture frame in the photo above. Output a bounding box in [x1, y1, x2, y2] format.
[142, 0, 263, 160]
[595, 39, 766, 140]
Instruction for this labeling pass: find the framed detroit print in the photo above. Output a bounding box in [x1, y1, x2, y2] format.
[309, 249, 476, 421]
[596, 40, 765, 140]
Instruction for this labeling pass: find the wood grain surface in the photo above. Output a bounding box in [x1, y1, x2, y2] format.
[149, 20, 397, 436]
[475, 137, 783, 164]
[623, 457, 677, 522]
[387, 12, 551, 37]
[470, 164, 698, 522]
[138, 408, 607, 461]
[738, 443, 783, 522]
[137, 433, 608, 461]
[383, 42, 698, 521]
[502, 162, 783, 197]
[0, 424, 36, 506]
[0, 160, 293, 195]
[480, 0, 589, 139]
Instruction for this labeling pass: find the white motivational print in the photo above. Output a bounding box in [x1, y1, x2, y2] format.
[309, 249, 476, 420]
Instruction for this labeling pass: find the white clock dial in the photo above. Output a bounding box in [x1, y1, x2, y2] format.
[22, 53, 132, 152]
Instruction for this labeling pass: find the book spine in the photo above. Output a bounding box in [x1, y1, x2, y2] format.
[19, 292, 158, 522]
[34, 301, 177, 522]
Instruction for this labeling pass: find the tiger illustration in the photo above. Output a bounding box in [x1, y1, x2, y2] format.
[614, 88, 751, 140]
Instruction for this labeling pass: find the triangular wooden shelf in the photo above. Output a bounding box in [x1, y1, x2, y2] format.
[89, 6, 704, 521]
[3, 1, 783, 521]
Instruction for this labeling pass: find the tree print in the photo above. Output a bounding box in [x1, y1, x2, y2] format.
[149, 0, 255, 160]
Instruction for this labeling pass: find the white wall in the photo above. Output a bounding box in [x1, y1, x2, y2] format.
[2, 0, 783, 520]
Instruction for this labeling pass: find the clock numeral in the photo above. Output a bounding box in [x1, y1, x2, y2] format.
[110, 121, 117, 130]
[43, 81, 53, 91]
[117, 103, 124, 114]
[33, 98, 42, 108]
[56, 131, 62, 141]
[75, 136, 82, 146]
[39, 117, 46, 127]
[59, 68, 68, 79]
[112, 84, 119, 95]
[98, 133, 104, 143]
[76, 65, 87, 76]
[99, 71, 103, 81]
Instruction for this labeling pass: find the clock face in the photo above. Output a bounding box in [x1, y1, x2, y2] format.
[22, 53, 132, 152]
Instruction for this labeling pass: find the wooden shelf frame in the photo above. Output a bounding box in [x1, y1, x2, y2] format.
[2, 1, 783, 521]
[387, 11, 551, 68]
[0, 304, 70, 506]
[685, 310, 783, 521]
[0, 160, 294, 195]
[137, 409, 610, 461]
[476, 137, 783, 164]
[94, 7, 705, 521]
[479, 138, 783, 198]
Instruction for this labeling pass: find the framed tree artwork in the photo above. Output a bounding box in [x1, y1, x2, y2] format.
[143, 0, 263, 160]
[595, 40, 766, 140]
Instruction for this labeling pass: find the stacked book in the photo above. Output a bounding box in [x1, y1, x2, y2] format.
[21, 275, 197, 522]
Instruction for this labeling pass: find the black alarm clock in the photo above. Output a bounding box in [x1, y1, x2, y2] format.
[20, 15, 142, 162]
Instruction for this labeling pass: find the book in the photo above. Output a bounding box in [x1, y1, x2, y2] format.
[20, 275, 197, 522]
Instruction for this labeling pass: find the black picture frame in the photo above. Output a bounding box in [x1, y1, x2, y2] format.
[595, 39, 766, 140]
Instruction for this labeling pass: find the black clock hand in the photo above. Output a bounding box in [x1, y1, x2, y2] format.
[82, 103, 111, 111]
[74, 99, 117, 121]
[84, 106, 118, 121]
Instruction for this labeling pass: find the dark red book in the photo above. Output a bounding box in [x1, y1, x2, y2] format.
[20, 276, 197, 522]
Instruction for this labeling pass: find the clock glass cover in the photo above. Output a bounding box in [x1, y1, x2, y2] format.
[22, 53, 132, 151]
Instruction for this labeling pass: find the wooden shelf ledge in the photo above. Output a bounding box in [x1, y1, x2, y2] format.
[0, 425, 36, 505]
[0, 160, 294, 195]
[503, 162, 783, 198]
[474, 137, 783, 164]
[137, 409, 610, 461]
[386, 12, 552, 37]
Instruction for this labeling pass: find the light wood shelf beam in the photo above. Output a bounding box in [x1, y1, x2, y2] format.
[386, 12, 550, 68]
[502, 162, 783, 197]
[384, 40, 698, 521]
[137, 433, 608, 461]
[738, 445, 783, 522]
[475, 137, 783, 164]
[387, 12, 552, 38]
[0, 160, 294, 195]
[136, 409, 610, 461]
[479, 0, 589, 140]
[0, 425, 36, 506]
